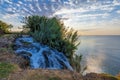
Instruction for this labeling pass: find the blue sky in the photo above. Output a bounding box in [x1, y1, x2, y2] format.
[0, 0, 120, 35]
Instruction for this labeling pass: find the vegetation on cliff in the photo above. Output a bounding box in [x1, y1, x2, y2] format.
[0, 20, 13, 34]
[23, 16, 80, 59]
[23, 15, 82, 72]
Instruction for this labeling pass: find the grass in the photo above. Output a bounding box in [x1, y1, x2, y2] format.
[48, 77, 62, 80]
[0, 62, 15, 78]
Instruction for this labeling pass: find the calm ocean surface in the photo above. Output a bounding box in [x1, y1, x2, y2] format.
[76, 35, 120, 75]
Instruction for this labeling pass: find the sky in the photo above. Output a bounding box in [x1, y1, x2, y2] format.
[0, 0, 120, 35]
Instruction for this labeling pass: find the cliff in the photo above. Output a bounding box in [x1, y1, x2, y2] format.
[0, 34, 120, 80]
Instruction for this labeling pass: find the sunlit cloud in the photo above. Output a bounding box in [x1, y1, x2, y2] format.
[116, 10, 120, 14]
[113, 0, 120, 6]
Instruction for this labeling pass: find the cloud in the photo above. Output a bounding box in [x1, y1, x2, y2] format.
[79, 28, 99, 31]
[116, 10, 120, 14]
[51, 0, 120, 31]
[29, 4, 36, 12]
[53, 0, 115, 22]
[3, 0, 115, 18]
[54, 8, 88, 15]
[6, 8, 13, 12]
[51, 0, 56, 2]
[69, 13, 109, 19]
[3, 13, 19, 19]
[0, 0, 4, 4]
[0, 0, 120, 31]
[18, 1, 23, 5]
[4, 0, 13, 4]
[36, 2, 41, 11]
[24, 0, 32, 2]
[113, 0, 120, 6]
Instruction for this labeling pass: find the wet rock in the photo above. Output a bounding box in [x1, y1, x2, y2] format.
[16, 51, 32, 60]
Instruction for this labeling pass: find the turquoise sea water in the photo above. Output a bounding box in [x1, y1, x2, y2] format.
[76, 35, 120, 75]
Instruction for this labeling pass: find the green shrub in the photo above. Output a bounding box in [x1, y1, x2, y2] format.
[0, 20, 10, 33]
[0, 62, 15, 78]
[71, 54, 87, 73]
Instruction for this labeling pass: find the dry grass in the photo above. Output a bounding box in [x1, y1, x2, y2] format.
[116, 73, 120, 80]
[8, 69, 83, 80]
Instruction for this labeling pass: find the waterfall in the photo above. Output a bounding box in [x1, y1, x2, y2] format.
[14, 35, 73, 71]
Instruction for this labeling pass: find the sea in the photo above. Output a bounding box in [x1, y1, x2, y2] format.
[76, 35, 120, 75]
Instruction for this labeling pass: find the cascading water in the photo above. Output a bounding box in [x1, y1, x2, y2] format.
[14, 35, 73, 70]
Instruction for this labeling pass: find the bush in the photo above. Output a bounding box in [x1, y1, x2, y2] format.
[23, 15, 80, 68]
[71, 54, 87, 73]
[0, 20, 9, 33]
